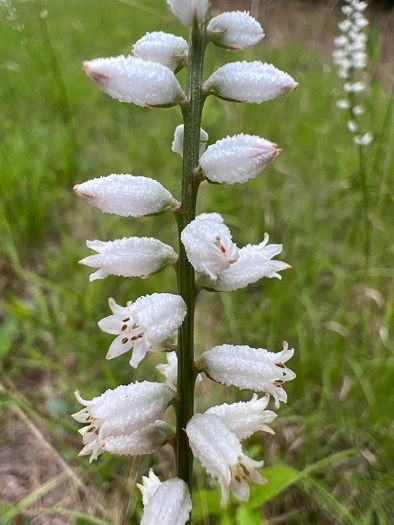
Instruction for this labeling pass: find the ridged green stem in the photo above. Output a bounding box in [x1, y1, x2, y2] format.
[175, 22, 207, 499]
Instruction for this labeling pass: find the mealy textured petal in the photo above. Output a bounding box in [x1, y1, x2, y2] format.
[206, 394, 277, 440]
[83, 55, 185, 107]
[208, 233, 290, 291]
[200, 133, 280, 185]
[156, 351, 202, 391]
[132, 32, 188, 72]
[167, 0, 208, 26]
[138, 469, 162, 506]
[208, 11, 264, 50]
[186, 414, 266, 506]
[101, 421, 173, 456]
[79, 237, 177, 282]
[181, 216, 239, 281]
[74, 174, 178, 217]
[172, 124, 208, 157]
[204, 61, 298, 103]
[200, 342, 296, 408]
[140, 477, 192, 525]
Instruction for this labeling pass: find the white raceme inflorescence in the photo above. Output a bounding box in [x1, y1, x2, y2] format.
[207, 11, 264, 50]
[79, 237, 177, 281]
[132, 31, 188, 72]
[74, 174, 179, 217]
[98, 294, 187, 368]
[172, 124, 208, 157]
[167, 0, 208, 26]
[200, 342, 296, 408]
[186, 413, 267, 506]
[139, 473, 192, 525]
[199, 133, 281, 185]
[71, 382, 174, 461]
[83, 55, 185, 107]
[181, 214, 239, 282]
[204, 61, 298, 103]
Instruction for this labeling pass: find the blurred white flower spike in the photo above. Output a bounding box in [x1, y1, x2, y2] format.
[200, 133, 281, 185]
[186, 413, 267, 506]
[98, 294, 187, 368]
[167, 0, 208, 26]
[139, 474, 192, 525]
[71, 382, 174, 461]
[79, 237, 177, 281]
[172, 124, 209, 157]
[204, 61, 298, 103]
[83, 55, 185, 107]
[74, 174, 179, 217]
[208, 11, 264, 50]
[200, 342, 296, 408]
[132, 31, 188, 72]
[181, 214, 239, 282]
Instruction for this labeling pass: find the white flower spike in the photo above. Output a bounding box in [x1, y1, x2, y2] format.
[204, 61, 298, 103]
[206, 394, 277, 440]
[132, 31, 188, 72]
[74, 174, 179, 218]
[205, 232, 290, 291]
[172, 124, 208, 157]
[186, 413, 267, 506]
[79, 237, 177, 282]
[71, 381, 174, 461]
[181, 214, 239, 282]
[83, 55, 185, 107]
[139, 474, 192, 525]
[156, 351, 202, 391]
[98, 294, 187, 368]
[200, 342, 296, 408]
[167, 0, 208, 26]
[200, 133, 281, 185]
[207, 11, 264, 51]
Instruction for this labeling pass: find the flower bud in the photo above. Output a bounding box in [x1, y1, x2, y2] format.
[132, 31, 188, 73]
[83, 55, 185, 107]
[207, 11, 264, 51]
[74, 174, 179, 217]
[79, 237, 177, 282]
[172, 124, 208, 157]
[98, 294, 187, 368]
[186, 413, 267, 506]
[167, 0, 208, 26]
[206, 394, 277, 440]
[181, 214, 239, 282]
[139, 474, 192, 525]
[206, 232, 290, 291]
[71, 381, 174, 461]
[204, 61, 298, 103]
[156, 351, 202, 391]
[199, 133, 281, 185]
[200, 342, 296, 408]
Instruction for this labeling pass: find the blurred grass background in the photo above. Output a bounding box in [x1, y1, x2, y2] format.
[0, 0, 393, 523]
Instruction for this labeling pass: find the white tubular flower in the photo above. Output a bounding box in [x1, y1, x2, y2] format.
[200, 342, 296, 408]
[199, 133, 281, 185]
[181, 215, 239, 282]
[156, 351, 202, 391]
[336, 99, 350, 109]
[79, 237, 177, 282]
[207, 11, 264, 51]
[172, 124, 208, 157]
[344, 81, 366, 93]
[83, 55, 185, 107]
[139, 475, 192, 525]
[74, 174, 179, 217]
[206, 394, 277, 440]
[207, 233, 290, 292]
[347, 120, 358, 133]
[98, 294, 187, 368]
[354, 132, 373, 146]
[71, 381, 174, 461]
[167, 0, 208, 26]
[204, 61, 298, 103]
[186, 413, 267, 506]
[132, 32, 188, 73]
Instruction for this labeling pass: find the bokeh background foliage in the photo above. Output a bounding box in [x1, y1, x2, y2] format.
[0, 0, 393, 523]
